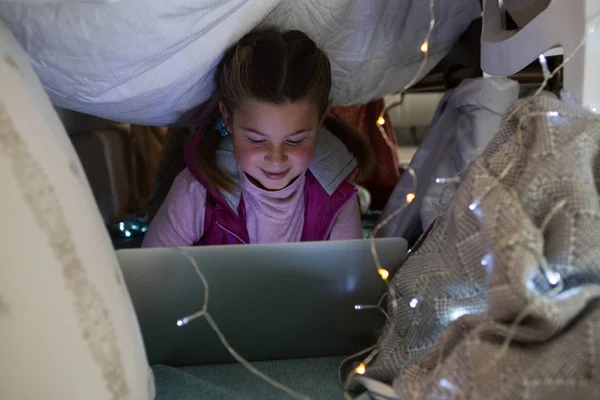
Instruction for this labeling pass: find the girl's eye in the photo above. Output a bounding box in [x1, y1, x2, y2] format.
[286, 138, 305, 146]
[247, 138, 266, 146]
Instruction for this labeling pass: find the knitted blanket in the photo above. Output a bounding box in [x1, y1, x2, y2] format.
[352, 96, 600, 399]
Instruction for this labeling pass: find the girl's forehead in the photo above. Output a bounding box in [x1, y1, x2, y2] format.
[235, 99, 320, 120]
[232, 100, 321, 138]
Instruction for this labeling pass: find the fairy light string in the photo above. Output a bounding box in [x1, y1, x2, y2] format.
[171, 6, 598, 398]
[356, 9, 600, 383]
[175, 248, 310, 400]
[368, 167, 417, 314]
[171, 0, 435, 389]
[172, 0, 436, 392]
[352, 0, 436, 380]
[375, 0, 436, 146]
[354, 292, 391, 323]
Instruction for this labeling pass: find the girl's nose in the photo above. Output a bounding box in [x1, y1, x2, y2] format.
[265, 144, 288, 165]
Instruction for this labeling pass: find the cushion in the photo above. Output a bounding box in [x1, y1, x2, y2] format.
[0, 18, 154, 400]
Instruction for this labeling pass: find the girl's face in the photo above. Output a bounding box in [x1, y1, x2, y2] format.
[221, 99, 326, 191]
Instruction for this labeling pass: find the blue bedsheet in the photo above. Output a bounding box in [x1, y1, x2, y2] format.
[152, 357, 346, 399]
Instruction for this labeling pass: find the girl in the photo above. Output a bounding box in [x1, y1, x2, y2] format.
[143, 28, 373, 247]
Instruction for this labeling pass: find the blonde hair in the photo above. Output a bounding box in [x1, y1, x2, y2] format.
[196, 28, 374, 192]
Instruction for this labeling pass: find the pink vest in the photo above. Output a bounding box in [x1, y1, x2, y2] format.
[183, 119, 357, 246]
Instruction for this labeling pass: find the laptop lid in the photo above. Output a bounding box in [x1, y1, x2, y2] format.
[117, 238, 407, 366]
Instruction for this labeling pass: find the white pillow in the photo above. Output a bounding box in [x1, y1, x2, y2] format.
[0, 20, 154, 400]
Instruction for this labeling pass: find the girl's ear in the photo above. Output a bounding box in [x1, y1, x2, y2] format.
[218, 101, 232, 129]
[319, 105, 332, 126]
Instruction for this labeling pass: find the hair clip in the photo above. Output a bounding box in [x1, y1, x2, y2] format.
[217, 120, 230, 137]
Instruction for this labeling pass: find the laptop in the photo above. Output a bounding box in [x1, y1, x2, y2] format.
[117, 238, 407, 366]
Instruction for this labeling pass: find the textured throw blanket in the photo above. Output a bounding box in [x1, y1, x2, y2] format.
[351, 96, 600, 399]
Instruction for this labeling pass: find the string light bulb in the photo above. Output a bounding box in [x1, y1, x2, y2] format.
[355, 363, 366, 375]
[378, 268, 390, 280]
[420, 41, 429, 53]
[406, 193, 416, 204]
[376, 115, 386, 126]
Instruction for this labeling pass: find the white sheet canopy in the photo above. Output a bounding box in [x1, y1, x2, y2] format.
[0, 0, 481, 125]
